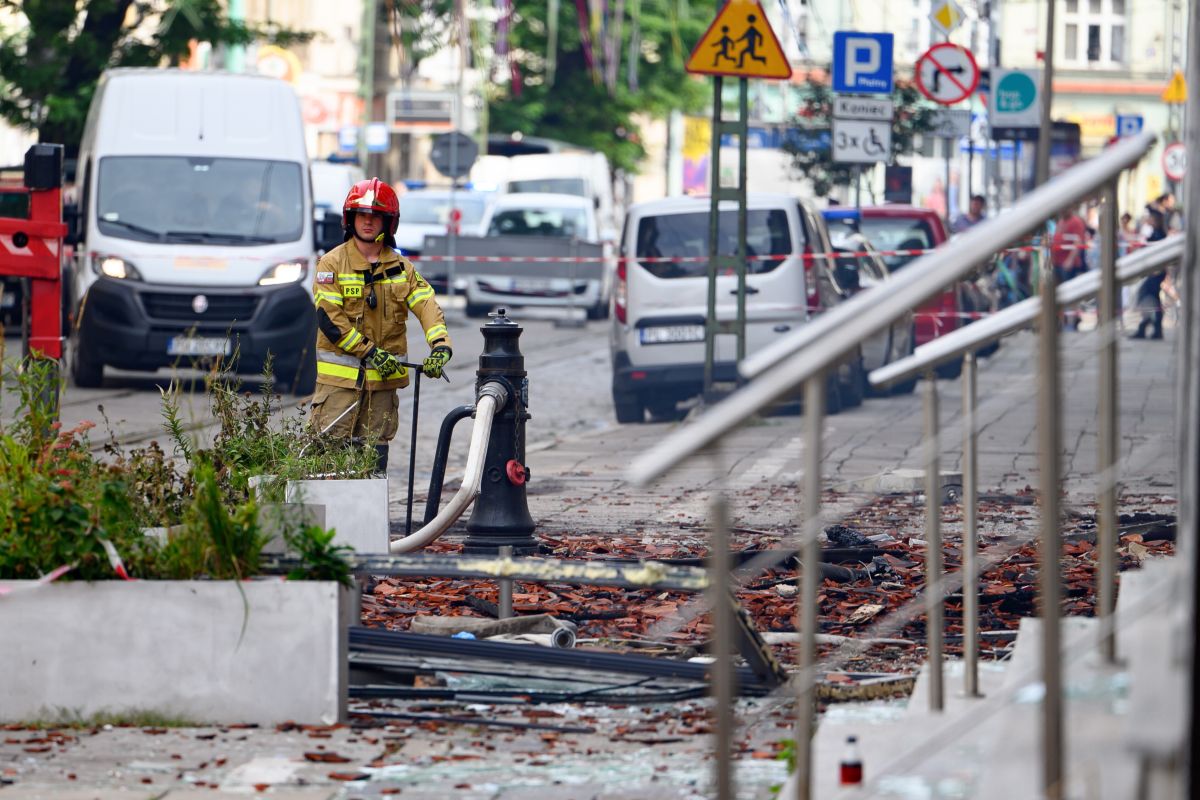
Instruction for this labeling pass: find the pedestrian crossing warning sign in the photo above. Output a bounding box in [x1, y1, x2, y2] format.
[685, 0, 792, 80]
[1162, 70, 1187, 104]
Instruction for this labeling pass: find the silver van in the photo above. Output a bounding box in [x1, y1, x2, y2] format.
[609, 194, 861, 422]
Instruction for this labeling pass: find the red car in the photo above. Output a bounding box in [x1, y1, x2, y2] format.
[856, 205, 977, 378]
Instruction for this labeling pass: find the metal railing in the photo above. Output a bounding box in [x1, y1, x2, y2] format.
[626, 130, 1166, 800]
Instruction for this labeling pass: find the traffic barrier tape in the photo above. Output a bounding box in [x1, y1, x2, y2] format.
[0, 563, 74, 598]
[409, 240, 1146, 266]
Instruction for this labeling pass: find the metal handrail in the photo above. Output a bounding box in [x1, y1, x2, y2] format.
[869, 233, 1185, 387]
[627, 131, 1157, 488]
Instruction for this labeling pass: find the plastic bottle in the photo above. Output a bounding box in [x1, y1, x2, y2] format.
[839, 734, 863, 785]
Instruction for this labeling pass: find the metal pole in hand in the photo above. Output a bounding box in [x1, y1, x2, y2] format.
[405, 367, 421, 535]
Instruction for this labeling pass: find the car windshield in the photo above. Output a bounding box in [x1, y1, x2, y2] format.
[635, 209, 792, 278]
[398, 194, 488, 226]
[858, 217, 936, 270]
[487, 207, 589, 238]
[508, 178, 587, 196]
[96, 156, 304, 244]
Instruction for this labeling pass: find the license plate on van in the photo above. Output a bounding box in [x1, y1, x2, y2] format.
[167, 336, 231, 357]
[639, 324, 705, 345]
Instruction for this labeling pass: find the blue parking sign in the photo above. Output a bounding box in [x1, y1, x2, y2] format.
[833, 32, 894, 94]
[1116, 115, 1143, 138]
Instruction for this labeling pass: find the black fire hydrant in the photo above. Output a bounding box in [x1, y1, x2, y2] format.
[463, 309, 538, 555]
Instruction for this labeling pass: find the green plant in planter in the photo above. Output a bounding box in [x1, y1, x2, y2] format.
[0, 361, 154, 580]
[188, 357, 377, 505]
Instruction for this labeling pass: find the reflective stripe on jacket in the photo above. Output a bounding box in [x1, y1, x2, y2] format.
[312, 241, 451, 390]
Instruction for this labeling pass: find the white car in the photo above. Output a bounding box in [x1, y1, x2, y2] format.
[394, 188, 491, 257]
[465, 192, 611, 319]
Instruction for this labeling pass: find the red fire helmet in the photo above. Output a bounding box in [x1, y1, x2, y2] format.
[343, 177, 400, 234]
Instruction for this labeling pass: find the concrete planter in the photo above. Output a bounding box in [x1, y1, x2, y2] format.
[286, 477, 390, 553]
[0, 580, 350, 725]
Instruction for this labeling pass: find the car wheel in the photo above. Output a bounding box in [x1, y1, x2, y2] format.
[68, 337, 104, 388]
[465, 302, 492, 319]
[977, 339, 1000, 358]
[824, 373, 844, 416]
[840, 358, 865, 408]
[613, 391, 644, 424]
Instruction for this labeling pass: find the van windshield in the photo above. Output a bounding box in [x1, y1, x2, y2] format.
[96, 156, 304, 244]
[508, 178, 587, 196]
[858, 217, 936, 270]
[636, 209, 792, 278]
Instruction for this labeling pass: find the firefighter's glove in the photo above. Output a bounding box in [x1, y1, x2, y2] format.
[422, 346, 452, 379]
[367, 346, 403, 378]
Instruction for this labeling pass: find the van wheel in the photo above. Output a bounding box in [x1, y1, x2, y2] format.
[68, 339, 104, 388]
[284, 350, 317, 396]
[613, 391, 644, 424]
[586, 300, 609, 321]
[465, 302, 492, 319]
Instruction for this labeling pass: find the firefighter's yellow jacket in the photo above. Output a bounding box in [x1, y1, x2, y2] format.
[312, 241, 451, 390]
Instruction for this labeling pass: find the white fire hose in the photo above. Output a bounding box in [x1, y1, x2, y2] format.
[388, 381, 509, 553]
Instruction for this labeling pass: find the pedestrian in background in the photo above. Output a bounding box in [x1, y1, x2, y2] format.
[1050, 205, 1089, 330]
[951, 194, 986, 234]
[310, 178, 454, 475]
[1131, 193, 1173, 340]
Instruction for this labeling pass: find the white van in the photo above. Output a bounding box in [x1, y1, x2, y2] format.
[609, 194, 860, 423]
[68, 69, 316, 392]
[475, 151, 618, 238]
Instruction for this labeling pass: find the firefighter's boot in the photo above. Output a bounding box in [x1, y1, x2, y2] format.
[373, 444, 389, 477]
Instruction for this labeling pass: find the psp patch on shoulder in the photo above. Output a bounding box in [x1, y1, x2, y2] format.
[316, 271, 335, 284]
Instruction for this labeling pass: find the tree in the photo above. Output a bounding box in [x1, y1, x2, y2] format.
[483, 1, 711, 173]
[783, 72, 938, 198]
[0, 0, 309, 156]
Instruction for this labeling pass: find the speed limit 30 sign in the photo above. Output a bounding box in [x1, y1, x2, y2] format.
[915, 42, 980, 106]
[1163, 141, 1188, 183]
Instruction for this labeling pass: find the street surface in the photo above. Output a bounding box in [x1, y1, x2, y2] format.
[0, 306, 1180, 799]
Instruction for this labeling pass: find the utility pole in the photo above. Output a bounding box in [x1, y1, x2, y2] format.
[227, 0, 246, 72]
[1034, 0, 1055, 189]
[358, 0, 378, 171]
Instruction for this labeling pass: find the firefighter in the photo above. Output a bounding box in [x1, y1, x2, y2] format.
[310, 177, 452, 474]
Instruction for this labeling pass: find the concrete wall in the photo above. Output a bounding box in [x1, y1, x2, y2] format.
[0, 581, 347, 725]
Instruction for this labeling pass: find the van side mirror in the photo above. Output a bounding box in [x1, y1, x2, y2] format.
[63, 203, 82, 246]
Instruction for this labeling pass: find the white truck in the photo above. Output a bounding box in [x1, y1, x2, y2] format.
[67, 68, 317, 392]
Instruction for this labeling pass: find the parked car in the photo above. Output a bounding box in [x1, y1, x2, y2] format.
[828, 205, 993, 378]
[609, 194, 864, 423]
[823, 224, 917, 395]
[465, 192, 611, 319]
[393, 188, 491, 293]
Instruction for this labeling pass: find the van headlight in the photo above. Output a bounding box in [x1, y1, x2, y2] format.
[92, 255, 142, 280]
[258, 261, 306, 286]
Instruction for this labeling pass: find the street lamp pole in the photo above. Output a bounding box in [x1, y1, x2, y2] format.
[1034, 0, 1055, 189]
